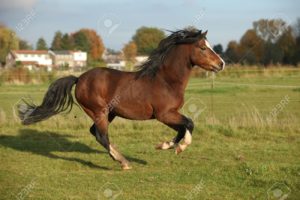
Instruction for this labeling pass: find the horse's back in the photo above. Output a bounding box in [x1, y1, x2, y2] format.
[75, 67, 134, 107]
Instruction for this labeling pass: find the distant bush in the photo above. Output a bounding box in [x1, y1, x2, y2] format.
[87, 58, 106, 68]
[190, 65, 300, 78]
[0, 67, 56, 85]
[0, 108, 6, 125]
[1, 65, 299, 85]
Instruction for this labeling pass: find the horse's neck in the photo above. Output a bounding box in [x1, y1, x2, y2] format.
[158, 46, 192, 91]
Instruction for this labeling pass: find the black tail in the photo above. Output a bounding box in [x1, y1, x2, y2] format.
[18, 75, 78, 125]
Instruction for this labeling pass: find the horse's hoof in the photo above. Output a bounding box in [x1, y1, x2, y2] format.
[155, 143, 164, 150]
[175, 145, 183, 155]
[156, 142, 175, 150]
[122, 164, 132, 170]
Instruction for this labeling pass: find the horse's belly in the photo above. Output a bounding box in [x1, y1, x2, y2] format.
[113, 101, 153, 120]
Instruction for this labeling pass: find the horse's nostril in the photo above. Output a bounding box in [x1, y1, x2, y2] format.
[219, 62, 223, 69]
[219, 61, 225, 70]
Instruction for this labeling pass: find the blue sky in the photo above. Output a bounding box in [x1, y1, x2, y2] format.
[0, 0, 299, 50]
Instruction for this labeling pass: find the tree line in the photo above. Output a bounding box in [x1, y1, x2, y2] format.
[0, 24, 165, 66]
[122, 19, 300, 66]
[219, 18, 300, 66]
[0, 25, 106, 66]
[1, 18, 300, 67]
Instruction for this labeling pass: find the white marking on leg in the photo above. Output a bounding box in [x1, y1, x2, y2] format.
[176, 130, 192, 154]
[205, 40, 225, 70]
[109, 145, 119, 159]
[184, 130, 192, 145]
[161, 141, 175, 149]
[109, 145, 131, 169]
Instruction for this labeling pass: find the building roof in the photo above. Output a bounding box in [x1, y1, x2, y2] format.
[12, 50, 49, 55]
[51, 50, 72, 55]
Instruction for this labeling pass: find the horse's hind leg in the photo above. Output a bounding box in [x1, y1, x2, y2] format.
[93, 114, 131, 170]
[89, 113, 115, 137]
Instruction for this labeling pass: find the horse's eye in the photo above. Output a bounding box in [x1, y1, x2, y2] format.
[200, 46, 207, 50]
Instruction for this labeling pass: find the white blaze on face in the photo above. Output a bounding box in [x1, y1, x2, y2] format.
[204, 40, 225, 70]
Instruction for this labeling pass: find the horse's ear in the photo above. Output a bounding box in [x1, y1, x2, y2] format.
[202, 30, 208, 37]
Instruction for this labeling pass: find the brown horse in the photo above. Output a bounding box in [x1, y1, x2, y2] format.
[18, 28, 225, 169]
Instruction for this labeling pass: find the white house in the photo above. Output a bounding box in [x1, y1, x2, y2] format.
[48, 50, 87, 68]
[6, 50, 87, 70]
[6, 50, 52, 70]
[48, 50, 74, 68]
[107, 61, 126, 70]
[135, 56, 148, 65]
[102, 49, 126, 70]
[72, 51, 87, 67]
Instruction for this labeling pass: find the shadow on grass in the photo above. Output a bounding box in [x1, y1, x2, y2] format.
[0, 128, 147, 170]
[126, 156, 148, 165]
[0, 129, 110, 170]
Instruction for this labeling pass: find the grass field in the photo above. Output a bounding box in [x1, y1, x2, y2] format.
[0, 68, 300, 200]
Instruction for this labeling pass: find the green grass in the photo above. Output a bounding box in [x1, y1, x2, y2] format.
[0, 69, 300, 200]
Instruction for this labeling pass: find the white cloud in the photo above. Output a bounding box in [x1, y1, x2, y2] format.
[0, 0, 38, 11]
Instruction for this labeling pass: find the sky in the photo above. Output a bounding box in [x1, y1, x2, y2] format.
[0, 0, 299, 50]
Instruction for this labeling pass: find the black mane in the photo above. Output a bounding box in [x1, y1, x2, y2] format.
[136, 27, 205, 79]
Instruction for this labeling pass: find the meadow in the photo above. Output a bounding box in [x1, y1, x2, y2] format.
[0, 67, 299, 200]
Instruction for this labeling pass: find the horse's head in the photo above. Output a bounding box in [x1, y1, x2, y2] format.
[136, 28, 225, 79]
[189, 31, 225, 72]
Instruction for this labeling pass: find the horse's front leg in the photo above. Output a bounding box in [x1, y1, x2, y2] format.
[155, 139, 176, 150]
[156, 111, 194, 154]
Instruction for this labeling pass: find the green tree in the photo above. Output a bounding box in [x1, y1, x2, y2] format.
[72, 29, 105, 60]
[51, 31, 63, 50]
[61, 33, 72, 50]
[224, 18, 298, 66]
[225, 41, 240, 63]
[252, 18, 298, 65]
[106, 48, 119, 55]
[72, 31, 90, 52]
[132, 27, 165, 55]
[0, 25, 19, 63]
[19, 39, 33, 50]
[292, 18, 300, 64]
[36, 37, 48, 50]
[262, 42, 283, 65]
[277, 27, 296, 64]
[213, 44, 223, 54]
[80, 29, 105, 60]
[239, 29, 264, 64]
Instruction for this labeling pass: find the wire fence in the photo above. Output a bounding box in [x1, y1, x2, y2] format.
[189, 81, 300, 89]
[0, 70, 299, 131]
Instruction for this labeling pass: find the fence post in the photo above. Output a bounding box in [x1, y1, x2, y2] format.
[210, 72, 215, 123]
